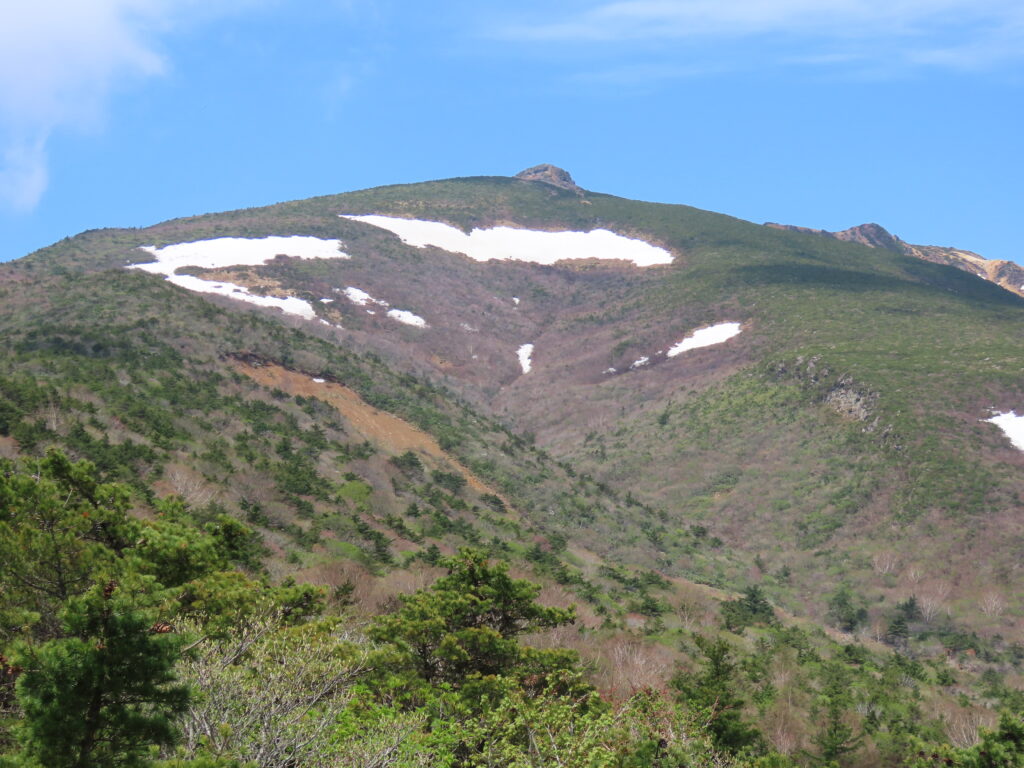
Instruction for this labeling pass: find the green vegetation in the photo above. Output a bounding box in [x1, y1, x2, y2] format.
[2, 455, 1022, 767]
[8, 173, 1024, 638]
[4, 172, 1024, 764]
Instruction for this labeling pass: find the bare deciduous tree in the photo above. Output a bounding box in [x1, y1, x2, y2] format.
[872, 552, 899, 575]
[869, 619, 888, 644]
[980, 591, 1006, 618]
[947, 710, 996, 749]
[918, 580, 953, 622]
[763, 701, 804, 755]
[174, 613, 413, 768]
[166, 467, 216, 508]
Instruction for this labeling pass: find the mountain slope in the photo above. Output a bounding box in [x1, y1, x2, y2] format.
[4, 168, 1024, 647]
[0, 263, 727, 632]
[767, 220, 1024, 298]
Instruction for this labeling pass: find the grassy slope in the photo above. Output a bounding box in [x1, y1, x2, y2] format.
[0, 265, 723, 623]
[7, 174, 1024, 642]
[7, 179, 1024, 761]
[314, 178, 1024, 633]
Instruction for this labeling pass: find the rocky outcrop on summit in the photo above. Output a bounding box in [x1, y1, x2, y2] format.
[903, 243, 1024, 298]
[833, 223, 904, 251]
[765, 221, 903, 252]
[766, 221, 1024, 298]
[515, 164, 581, 192]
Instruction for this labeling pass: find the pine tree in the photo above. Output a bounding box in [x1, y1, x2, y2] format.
[808, 663, 862, 767]
[672, 636, 763, 754]
[12, 579, 188, 768]
[367, 548, 577, 706]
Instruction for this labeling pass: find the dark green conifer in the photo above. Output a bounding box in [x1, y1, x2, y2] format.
[11, 579, 187, 768]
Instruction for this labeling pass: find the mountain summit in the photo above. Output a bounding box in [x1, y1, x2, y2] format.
[765, 221, 904, 251]
[766, 220, 1024, 297]
[514, 163, 581, 191]
[4, 169, 1024, 652]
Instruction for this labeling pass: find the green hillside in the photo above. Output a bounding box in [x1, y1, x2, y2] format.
[2, 171, 1024, 765]
[8, 173, 1024, 636]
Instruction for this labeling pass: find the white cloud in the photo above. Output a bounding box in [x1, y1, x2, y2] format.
[0, 135, 48, 212]
[0, 1, 260, 212]
[508, 0, 1015, 40]
[500, 0, 1024, 72]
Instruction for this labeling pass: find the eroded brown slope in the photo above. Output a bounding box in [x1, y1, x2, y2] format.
[234, 359, 508, 502]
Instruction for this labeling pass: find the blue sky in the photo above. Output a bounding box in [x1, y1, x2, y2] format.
[1, 0, 1022, 263]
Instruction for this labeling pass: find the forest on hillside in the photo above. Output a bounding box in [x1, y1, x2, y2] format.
[2, 452, 1023, 768]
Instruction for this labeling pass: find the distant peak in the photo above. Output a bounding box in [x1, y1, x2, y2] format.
[766, 221, 904, 253]
[833, 223, 903, 252]
[515, 164, 580, 191]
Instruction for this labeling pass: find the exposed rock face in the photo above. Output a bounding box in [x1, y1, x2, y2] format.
[765, 221, 903, 251]
[515, 164, 581, 192]
[766, 221, 1024, 298]
[901, 243, 1024, 297]
[826, 378, 876, 423]
[832, 223, 904, 252]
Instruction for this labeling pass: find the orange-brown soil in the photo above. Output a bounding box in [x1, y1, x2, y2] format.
[233, 360, 508, 503]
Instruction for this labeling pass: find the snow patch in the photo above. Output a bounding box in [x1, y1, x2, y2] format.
[341, 215, 673, 267]
[518, 343, 534, 374]
[387, 309, 427, 327]
[604, 367, 617, 374]
[666, 322, 742, 357]
[344, 286, 425, 327]
[319, 298, 334, 304]
[135, 236, 347, 273]
[161, 274, 318, 320]
[129, 236, 347, 321]
[344, 287, 386, 307]
[512, 296, 521, 305]
[630, 356, 650, 369]
[985, 411, 1024, 451]
[312, 377, 325, 383]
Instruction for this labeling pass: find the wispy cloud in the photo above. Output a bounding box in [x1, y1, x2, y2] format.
[498, 0, 1024, 75]
[0, 135, 48, 212]
[0, 1, 261, 212]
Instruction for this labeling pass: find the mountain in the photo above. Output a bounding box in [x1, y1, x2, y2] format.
[4, 165, 1024, 652]
[767, 220, 1024, 298]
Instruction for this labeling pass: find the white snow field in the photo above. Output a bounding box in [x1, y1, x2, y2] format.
[157, 274, 319, 320]
[344, 287, 384, 307]
[517, 343, 534, 374]
[340, 215, 673, 267]
[135, 236, 347, 272]
[344, 287, 427, 327]
[667, 322, 742, 357]
[131, 236, 348, 321]
[387, 309, 428, 327]
[985, 411, 1024, 451]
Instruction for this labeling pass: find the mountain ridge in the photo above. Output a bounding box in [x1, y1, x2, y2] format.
[3, 171, 1024, 650]
[766, 219, 1024, 298]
